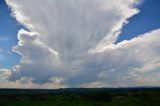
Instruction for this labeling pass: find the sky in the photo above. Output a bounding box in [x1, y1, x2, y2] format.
[0, 0, 21, 68]
[0, 0, 160, 88]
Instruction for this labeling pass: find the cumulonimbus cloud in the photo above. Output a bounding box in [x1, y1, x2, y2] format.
[0, 0, 160, 88]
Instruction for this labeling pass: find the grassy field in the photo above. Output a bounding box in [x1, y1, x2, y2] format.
[0, 88, 160, 106]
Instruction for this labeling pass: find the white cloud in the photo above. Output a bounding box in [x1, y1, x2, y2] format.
[1, 0, 160, 88]
[93, 29, 160, 87]
[0, 69, 11, 80]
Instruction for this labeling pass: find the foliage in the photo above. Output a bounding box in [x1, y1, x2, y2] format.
[0, 88, 160, 106]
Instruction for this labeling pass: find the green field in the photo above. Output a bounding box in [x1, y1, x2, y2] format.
[0, 88, 160, 106]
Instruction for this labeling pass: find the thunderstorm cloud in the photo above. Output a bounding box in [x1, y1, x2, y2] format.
[0, 0, 160, 88]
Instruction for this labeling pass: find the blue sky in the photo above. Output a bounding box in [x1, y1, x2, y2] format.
[0, 0, 21, 68]
[0, 0, 160, 88]
[118, 0, 160, 42]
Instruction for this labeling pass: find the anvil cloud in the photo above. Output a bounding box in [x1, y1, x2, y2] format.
[0, 0, 159, 88]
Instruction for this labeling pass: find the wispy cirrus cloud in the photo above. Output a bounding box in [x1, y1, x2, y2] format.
[0, 37, 8, 41]
[0, 48, 3, 53]
[0, 55, 5, 61]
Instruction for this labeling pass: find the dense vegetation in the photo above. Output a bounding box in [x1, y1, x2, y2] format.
[0, 88, 160, 106]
